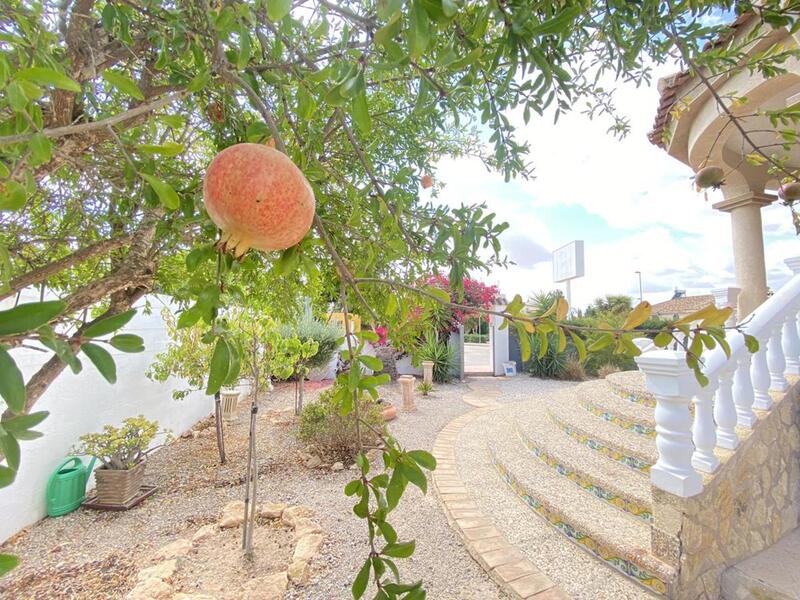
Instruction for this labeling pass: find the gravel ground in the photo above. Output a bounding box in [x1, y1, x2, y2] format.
[0, 379, 508, 600]
[455, 377, 656, 600]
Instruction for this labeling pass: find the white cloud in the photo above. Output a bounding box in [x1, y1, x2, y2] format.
[428, 62, 798, 311]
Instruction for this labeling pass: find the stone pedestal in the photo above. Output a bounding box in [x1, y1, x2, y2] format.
[398, 375, 416, 412]
[422, 361, 434, 386]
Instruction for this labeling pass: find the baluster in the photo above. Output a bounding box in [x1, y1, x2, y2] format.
[783, 308, 800, 376]
[733, 349, 757, 428]
[767, 321, 789, 392]
[714, 365, 739, 449]
[636, 350, 703, 497]
[751, 333, 772, 410]
[691, 377, 720, 472]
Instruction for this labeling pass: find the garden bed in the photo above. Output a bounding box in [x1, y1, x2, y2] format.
[0, 379, 509, 600]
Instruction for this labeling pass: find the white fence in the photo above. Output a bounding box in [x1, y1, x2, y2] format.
[0, 294, 212, 543]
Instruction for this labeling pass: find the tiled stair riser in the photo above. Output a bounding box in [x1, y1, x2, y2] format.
[547, 412, 653, 474]
[492, 456, 667, 597]
[606, 381, 657, 409]
[516, 430, 653, 523]
[580, 400, 656, 438]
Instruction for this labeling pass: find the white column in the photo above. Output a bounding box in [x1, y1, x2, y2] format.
[714, 365, 739, 449]
[636, 351, 703, 497]
[751, 333, 772, 410]
[733, 349, 757, 428]
[691, 378, 720, 473]
[767, 322, 788, 392]
[712, 193, 773, 319]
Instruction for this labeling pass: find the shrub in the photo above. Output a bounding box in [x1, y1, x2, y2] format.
[298, 387, 384, 462]
[414, 332, 455, 383]
[75, 416, 164, 470]
[417, 381, 434, 396]
[281, 315, 341, 371]
[597, 363, 621, 378]
[525, 332, 571, 379]
[464, 333, 489, 343]
[560, 357, 587, 381]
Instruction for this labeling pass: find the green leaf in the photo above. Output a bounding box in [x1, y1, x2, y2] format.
[267, 0, 292, 21]
[0, 347, 25, 414]
[0, 181, 27, 211]
[377, 0, 402, 20]
[744, 334, 759, 353]
[407, 1, 430, 59]
[137, 142, 185, 156]
[0, 430, 20, 471]
[1, 411, 48, 435]
[16, 67, 80, 92]
[588, 332, 614, 352]
[0, 300, 65, 335]
[351, 89, 371, 135]
[377, 519, 398, 544]
[108, 333, 145, 353]
[569, 331, 586, 363]
[385, 294, 398, 316]
[0, 466, 15, 488]
[358, 355, 383, 371]
[352, 558, 371, 599]
[177, 305, 202, 329]
[206, 337, 231, 395]
[102, 69, 144, 100]
[140, 174, 180, 210]
[425, 286, 450, 305]
[0, 553, 19, 576]
[527, 5, 582, 38]
[654, 331, 672, 348]
[386, 466, 407, 511]
[81, 342, 117, 384]
[82, 309, 135, 338]
[274, 246, 300, 275]
[344, 479, 363, 496]
[407, 449, 436, 470]
[224, 339, 241, 385]
[29, 133, 53, 166]
[382, 540, 415, 558]
[399, 458, 427, 493]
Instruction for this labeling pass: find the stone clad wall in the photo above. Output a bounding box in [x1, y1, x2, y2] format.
[650, 383, 800, 599]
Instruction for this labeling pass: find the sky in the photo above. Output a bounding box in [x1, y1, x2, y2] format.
[425, 62, 799, 312]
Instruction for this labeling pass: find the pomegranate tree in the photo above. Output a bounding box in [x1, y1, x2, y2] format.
[203, 143, 315, 256]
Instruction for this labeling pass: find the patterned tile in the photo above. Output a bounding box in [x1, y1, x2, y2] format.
[516, 430, 653, 523]
[581, 400, 656, 438]
[548, 413, 652, 473]
[607, 382, 657, 408]
[493, 457, 667, 596]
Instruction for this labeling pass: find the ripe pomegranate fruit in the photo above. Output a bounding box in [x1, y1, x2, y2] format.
[421, 175, 433, 189]
[694, 165, 725, 190]
[778, 181, 800, 202]
[203, 143, 315, 256]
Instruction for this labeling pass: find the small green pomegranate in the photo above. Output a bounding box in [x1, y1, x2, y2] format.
[778, 181, 800, 202]
[694, 166, 725, 190]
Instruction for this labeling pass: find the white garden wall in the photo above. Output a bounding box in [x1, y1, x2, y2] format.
[0, 293, 213, 543]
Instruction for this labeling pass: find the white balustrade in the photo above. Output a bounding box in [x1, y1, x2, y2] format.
[691, 378, 720, 473]
[636, 351, 703, 497]
[636, 257, 800, 497]
[767, 322, 789, 392]
[713, 365, 739, 449]
[782, 309, 800, 375]
[732, 348, 757, 428]
[751, 334, 773, 410]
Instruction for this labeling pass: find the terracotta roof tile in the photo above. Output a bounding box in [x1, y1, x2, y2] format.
[650, 295, 715, 316]
[648, 13, 755, 148]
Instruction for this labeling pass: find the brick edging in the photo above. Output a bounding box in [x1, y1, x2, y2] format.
[431, 386, 570, 600]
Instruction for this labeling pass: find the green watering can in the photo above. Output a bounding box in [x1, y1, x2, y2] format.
[45, 456, 96, 517]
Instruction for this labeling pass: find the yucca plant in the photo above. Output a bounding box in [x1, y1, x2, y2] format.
[414, 332, 455, 383]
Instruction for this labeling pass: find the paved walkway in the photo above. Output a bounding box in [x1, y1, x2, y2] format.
[432, 378, 568, 600]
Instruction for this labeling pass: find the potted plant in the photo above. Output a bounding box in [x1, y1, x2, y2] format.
[75, 416, 165, 506]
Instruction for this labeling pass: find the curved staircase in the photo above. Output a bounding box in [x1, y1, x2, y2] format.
[467, 373, 674, 598]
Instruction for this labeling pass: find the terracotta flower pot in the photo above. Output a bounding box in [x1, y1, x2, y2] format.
[94, 461, 146, 506]
[382, 405, 398, 421]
